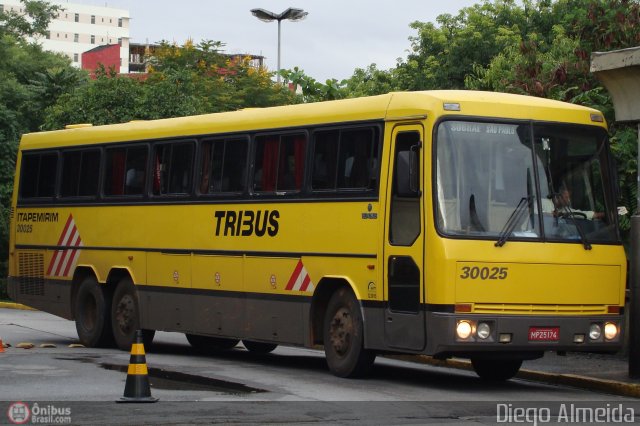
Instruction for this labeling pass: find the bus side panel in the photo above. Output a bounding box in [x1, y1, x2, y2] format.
[7, 274, 73, 320]
[189, 255, 245, 338]
[244, 256, 305, 344]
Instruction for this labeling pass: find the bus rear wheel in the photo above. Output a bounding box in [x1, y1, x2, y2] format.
[185, 334, 239, 352]
[242, 340, 278, 354]
[75, 276, 113, 347]
[471, 358, 522, 381]
[323, 287, 376, 378]
[111, 277, 155, 351]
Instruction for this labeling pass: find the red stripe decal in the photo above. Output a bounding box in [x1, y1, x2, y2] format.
[300, 274, 311, 292]
[285, 260, 304, 290]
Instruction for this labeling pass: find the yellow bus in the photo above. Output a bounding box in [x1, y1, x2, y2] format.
[8, 90, 626, 380]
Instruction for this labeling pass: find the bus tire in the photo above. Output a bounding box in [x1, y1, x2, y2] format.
[75, 276, 113, 347]
[185, 334, 239, 352]
[323, 287, 375, 378]
[242, 340, 278, 354]
[111, 277, 155, 351]
[471, 358, 522, 381]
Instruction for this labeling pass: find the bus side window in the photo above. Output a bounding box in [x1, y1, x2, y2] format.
[311, 126, 380, 193]
[340, 128, 378, 190]
[152, 141, 194, 196]
[312, 130, 339, 190]
[20, 152, 58, 199]
[200, 138, 248, 194]
[254, 133, 306, 193]
[390, 131, 421, 246]
[105, 146, 147, 196]
[61, 149, 100, 198]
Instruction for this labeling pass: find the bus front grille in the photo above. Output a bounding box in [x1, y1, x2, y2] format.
[472, 303, 608, 315]
[17, 251, 45, 296]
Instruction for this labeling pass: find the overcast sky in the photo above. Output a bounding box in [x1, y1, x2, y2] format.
[69, 0, 480, 81]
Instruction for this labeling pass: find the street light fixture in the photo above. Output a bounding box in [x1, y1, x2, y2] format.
[250, 7, 308, 83]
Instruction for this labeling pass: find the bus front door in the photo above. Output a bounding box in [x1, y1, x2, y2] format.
[383, 125, 426, 351]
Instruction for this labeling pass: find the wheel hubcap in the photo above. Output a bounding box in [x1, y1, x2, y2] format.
[114, 294, 135, 334]
[329, 307, 353, 356]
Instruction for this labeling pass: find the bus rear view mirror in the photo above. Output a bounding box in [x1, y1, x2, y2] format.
[396, 149, 421, 197]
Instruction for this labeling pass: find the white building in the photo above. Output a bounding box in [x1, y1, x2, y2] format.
[1, 0, 130, 73]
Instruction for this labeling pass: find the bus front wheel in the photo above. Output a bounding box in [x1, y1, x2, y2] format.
[471, 358, 522, 381]
[75, 276, 112, 347]
[323, 287, 376, 378]
[111, 277, 155, 351]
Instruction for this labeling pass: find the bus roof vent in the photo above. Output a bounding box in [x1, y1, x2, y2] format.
[65, 123, 93, 129]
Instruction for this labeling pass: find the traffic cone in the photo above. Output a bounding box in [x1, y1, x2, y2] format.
[0, 338, 5, 353]
[117, 330, 158, 403]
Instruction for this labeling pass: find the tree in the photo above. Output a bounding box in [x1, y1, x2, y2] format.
[280, 67, 348, 102]
[395, 0, 527, 91]
[0, 1, 77, 296]
[0, 0, 62, 38]
[464, 0, 640, 238]
[44, 40, 296, 129]
[343, 64, 399, 98]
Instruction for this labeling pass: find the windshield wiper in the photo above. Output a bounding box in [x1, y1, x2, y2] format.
[557, 204, 592, 250]
[495, 196, 533, 247]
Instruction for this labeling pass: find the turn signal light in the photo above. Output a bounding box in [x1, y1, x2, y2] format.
[607, 306, 621, 314]
[455, 304, 472, 313]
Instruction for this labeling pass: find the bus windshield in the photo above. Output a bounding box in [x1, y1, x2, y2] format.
[435, 120, 618, 244]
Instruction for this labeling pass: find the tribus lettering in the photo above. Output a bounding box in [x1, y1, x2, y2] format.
[214, 210, 279, 237]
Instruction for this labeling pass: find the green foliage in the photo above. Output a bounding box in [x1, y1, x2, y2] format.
[0, 1, 77, 281]
[44, 41, 296, 129]
[279, 67, 348, 102]
[343, 65, 399, 98]
[395, 0, 529, 90]
[0, 0, 62, 38]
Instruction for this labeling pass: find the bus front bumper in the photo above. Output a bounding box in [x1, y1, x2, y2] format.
[426, 312, 624, 358]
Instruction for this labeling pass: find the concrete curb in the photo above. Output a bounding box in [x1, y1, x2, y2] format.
[0, 301, 36, 311]
[393, 355, 640, 398]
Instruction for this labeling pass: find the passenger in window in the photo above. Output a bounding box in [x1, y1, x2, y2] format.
[125, 159, 145, 194]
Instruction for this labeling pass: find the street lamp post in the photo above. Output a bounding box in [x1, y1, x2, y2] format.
[250, 7, 308, 83]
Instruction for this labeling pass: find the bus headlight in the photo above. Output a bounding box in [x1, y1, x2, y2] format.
[476, 322, 491, 340]
[589, 324, 602, 340]
[604, 322, 618, 341]
[456, 320, 473, 340]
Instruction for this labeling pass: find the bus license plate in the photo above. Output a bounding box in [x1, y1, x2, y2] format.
[528, 327, 559, 341]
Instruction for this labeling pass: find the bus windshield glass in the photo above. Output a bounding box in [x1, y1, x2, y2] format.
[435, 120, 618, 244]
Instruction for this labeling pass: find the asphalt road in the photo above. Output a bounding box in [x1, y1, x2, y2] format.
[1, 309, 639, 425]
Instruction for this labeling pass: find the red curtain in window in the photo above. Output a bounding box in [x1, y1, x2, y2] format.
[110, 151, 125, 195]
[261, 138, 279, 191]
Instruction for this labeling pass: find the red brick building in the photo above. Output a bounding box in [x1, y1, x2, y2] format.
[82, 44, 120, 77]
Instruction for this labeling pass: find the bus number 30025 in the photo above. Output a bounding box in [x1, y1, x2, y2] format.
[459, 266, 508, 280]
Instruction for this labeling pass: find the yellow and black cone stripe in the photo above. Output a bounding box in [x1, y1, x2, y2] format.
[117, 330, 158, 403]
